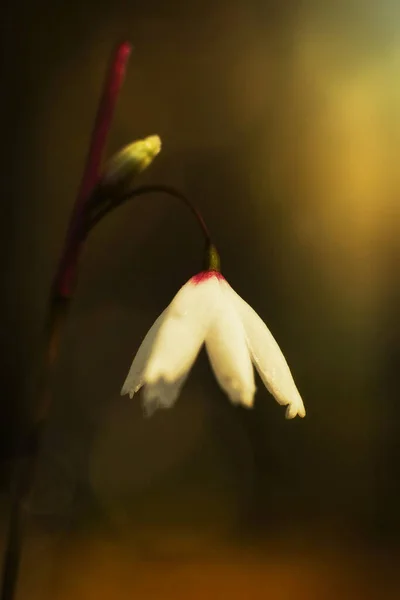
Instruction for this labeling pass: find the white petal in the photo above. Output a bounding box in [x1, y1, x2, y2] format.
[142, 274, 220, 407]
[223, 282, 306, 419]
[205, 280, 256, 408]
[142, 372, 189, 417]
[121, 309, 167, 398]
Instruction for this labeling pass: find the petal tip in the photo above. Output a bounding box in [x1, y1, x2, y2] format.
[285, 402, 306, 419]
[121, 382, 143, 399]
[241, 389, 256, 409]
[297, 401, 306, 418]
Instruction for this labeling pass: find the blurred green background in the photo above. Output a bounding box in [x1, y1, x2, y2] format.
[0, 0, 399, 597]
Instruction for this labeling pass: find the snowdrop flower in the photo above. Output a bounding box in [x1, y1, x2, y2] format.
[121, 266, 305, 419]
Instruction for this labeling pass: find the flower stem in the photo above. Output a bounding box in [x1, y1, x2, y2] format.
[0, 42, 131, 600]
[53, 40, 132, 300]
[205, 243, 221, 272]
[85, 183, 212, 245]
[84, 183, 220, 272]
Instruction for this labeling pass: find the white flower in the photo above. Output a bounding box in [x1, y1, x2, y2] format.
[121, 271, 306, 419]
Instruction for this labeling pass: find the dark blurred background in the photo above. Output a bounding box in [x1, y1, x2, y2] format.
[0, 0, 400, 598]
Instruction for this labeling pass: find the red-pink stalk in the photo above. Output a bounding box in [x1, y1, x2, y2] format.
[53, 41, 131, 298]
[0, 42, 132, 600]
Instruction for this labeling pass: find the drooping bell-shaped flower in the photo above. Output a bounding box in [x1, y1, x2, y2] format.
[121, 260, 305, 419]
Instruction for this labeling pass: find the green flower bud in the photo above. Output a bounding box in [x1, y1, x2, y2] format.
[102, 134, 161, 189]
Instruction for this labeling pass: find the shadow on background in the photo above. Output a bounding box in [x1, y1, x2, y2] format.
[0, 0, 400, 598]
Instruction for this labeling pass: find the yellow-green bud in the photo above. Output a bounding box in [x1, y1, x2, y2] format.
[102, 134, 161, 189]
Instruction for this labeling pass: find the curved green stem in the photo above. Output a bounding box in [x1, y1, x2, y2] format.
[84, 184, 212, 245]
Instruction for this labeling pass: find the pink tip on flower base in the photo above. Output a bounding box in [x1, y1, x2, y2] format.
[191, 270, 225, 284]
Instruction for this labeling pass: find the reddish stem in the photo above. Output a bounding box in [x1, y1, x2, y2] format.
[53, 41, 132, 298]
[0, 43, 132, 600]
